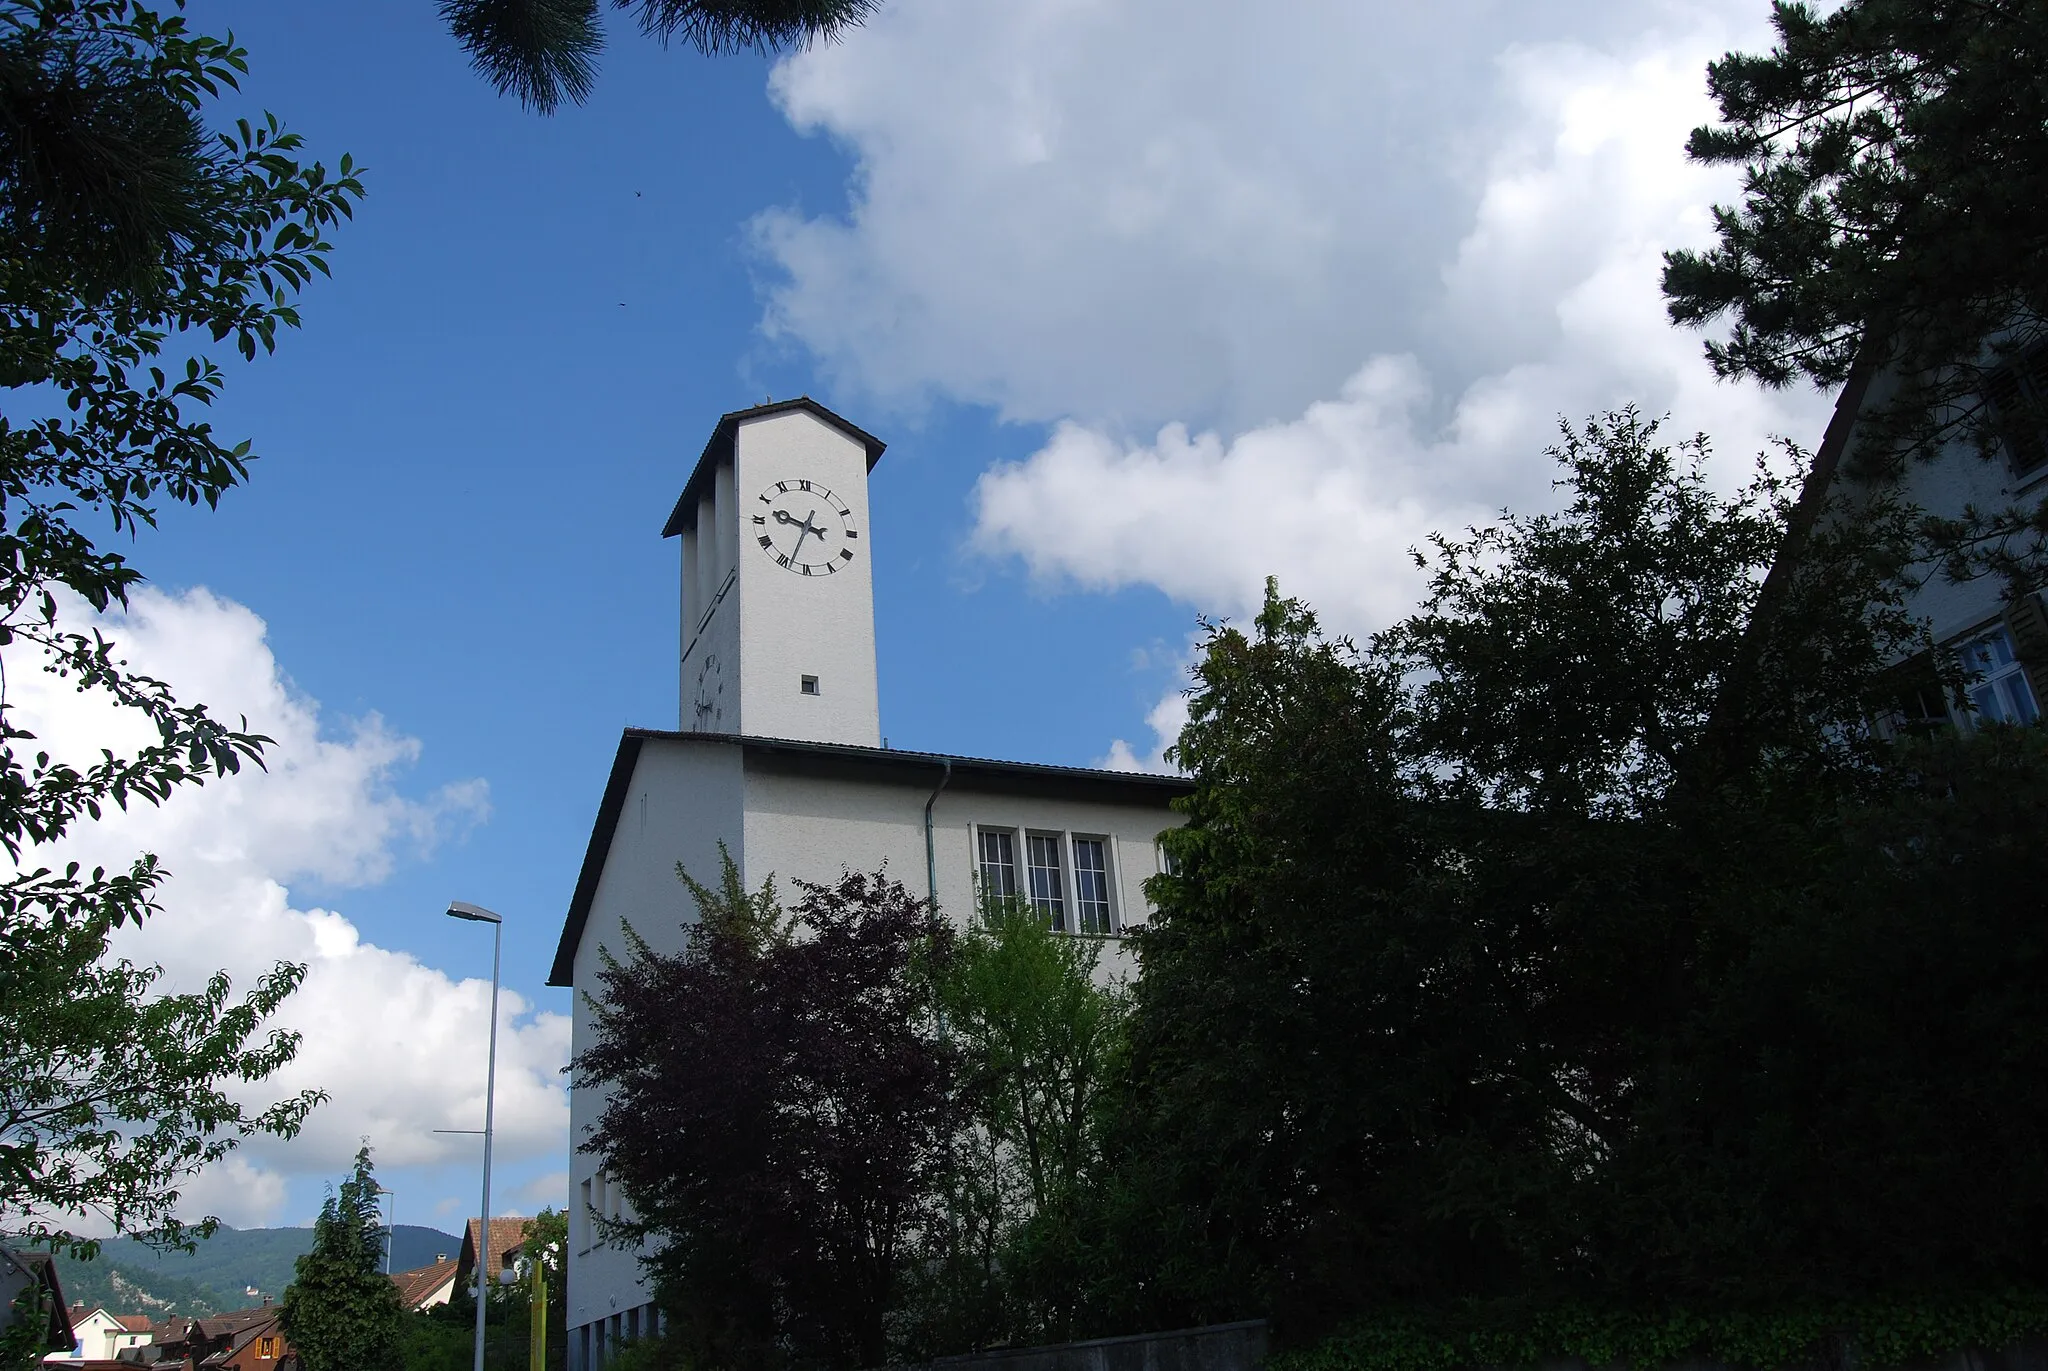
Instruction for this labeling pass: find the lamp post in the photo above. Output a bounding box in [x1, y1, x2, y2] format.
[373, 1182, 396, 1275]
[447, 900, 502, 1371]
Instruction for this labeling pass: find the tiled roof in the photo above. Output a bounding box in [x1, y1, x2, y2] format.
[459, 1217, 531, 1283]
[112, 1313, 154, 1333]
[389, 1256, 459, 1309]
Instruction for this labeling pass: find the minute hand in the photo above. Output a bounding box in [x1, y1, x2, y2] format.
[774, 508, 828, 560]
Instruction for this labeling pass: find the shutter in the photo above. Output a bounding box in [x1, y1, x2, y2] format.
[2003, 590, 2048, 707]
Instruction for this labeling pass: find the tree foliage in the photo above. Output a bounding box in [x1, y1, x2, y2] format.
[1660, 0, 2048, 584]
[576, 854, 958, 1371]
[1662, 0, 2046, 428]
[281, 1148, 407, 1371]
[1104, 411, 2048, 1336]
[913, 897, 1127, 1352]
[439, 0, 880, 114]
[0, 903, 318, 1253]
[0, 0, 358, 1257]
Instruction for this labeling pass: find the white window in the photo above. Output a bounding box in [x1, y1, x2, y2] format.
[976, 828, 1018, 900]
[1959, 626, 2040, 725]
[1025, 833, 1066, 926]
[974, 826, 1120, 935]
[578, 1178, 593, 1250]
[1071, 838, 1113, 935]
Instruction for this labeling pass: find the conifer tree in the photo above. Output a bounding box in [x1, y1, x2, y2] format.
[280, 1148, 405, 1371]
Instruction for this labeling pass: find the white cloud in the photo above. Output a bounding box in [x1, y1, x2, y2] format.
[966, 20, 1835, 638]
[6, 588, 565, 1229]
[1098, 687, 1189, 775]
[750, 1, 1844, 762]
[756, 0, 1760, 433]
[510, 1171, 569, 1215]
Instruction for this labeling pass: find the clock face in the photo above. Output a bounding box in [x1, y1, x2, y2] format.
[693, 652, 724, 727]
[752, 479, 859, 576]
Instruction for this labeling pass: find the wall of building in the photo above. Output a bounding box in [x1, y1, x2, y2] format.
[740, 761, 1184, 981]
[731, 413, 882, 746]
[567, 738, 746, 1356]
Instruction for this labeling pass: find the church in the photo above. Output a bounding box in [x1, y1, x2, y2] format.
[546, 399, 1192, 1369]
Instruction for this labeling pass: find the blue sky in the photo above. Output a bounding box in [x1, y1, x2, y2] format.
[34, 0, 1844, 1239]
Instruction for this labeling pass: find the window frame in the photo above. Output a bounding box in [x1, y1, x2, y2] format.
[1985, 340, 2048, 482]
[1956, 623, 2040, 727]
[971, 824, 1124, 937]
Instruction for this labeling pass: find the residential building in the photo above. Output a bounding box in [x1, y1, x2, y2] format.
[549, 400, 1191, 1370]
[389, 1254, 458, 1311]
[455, 1218, 530, 1301]
[142, 1307, 292, 1370]
[1, 1249, 75, 1360]
[48, 1308, 150, 1362]
[1813, 343, 2048, 727]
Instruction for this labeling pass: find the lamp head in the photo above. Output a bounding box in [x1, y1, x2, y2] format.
[446, 901, 502, 925]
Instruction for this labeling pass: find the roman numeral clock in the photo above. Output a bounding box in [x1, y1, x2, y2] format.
[754, 479, 860, 576]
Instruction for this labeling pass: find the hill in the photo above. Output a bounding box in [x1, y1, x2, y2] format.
[52, 1224, 463, 1316]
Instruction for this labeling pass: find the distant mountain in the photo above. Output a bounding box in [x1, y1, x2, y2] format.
[51, 1224, 463, 1316]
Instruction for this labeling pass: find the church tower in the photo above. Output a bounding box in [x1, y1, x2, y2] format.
[664, 400, 885, 746]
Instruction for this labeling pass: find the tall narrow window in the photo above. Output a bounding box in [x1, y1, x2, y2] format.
[1960, 626, 2040, 725]
[1026, 833, 1066, 930]
[1071, 837, 1114, 935]
[977, 829, 1018, 900]
[1986, 341, 2048, 480]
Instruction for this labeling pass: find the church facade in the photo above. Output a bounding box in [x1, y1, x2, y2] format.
[546, 400, 1191, 1369]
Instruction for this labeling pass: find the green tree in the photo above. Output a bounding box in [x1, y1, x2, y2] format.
[914, 897, 1127, 1351]
[578, 856, 957, 1371]
[282, 1148, 406, 1371]
[1660, 0, 2048, 582]
[439, 0, 880, 113]
[1099, 411, 2041, 1335]
[0, 0, 359, 1257]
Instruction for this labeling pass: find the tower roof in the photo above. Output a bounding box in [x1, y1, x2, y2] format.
[661, 398, 887, 538]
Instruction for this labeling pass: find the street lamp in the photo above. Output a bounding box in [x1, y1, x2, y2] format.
[372, 1182, 396, 1276]
[447, 900, 502, 1371]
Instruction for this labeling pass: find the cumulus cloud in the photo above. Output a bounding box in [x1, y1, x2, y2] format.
[757, 0, 1760, 434]
[753, 0, 1845, 761]
[970, 26, 1834, 638]
[1098, 687, 1189, 776]
[6, 588, 564, 1229]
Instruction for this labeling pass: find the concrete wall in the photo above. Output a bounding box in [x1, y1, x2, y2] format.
[906, 1321, 1269, 1371]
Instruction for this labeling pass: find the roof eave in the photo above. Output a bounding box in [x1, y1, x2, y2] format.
[660, 399, 888, 539]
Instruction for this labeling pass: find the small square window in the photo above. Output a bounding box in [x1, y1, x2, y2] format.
[800, 675, 820, 696]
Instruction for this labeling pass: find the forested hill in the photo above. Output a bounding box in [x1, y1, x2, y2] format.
[52, 1224, 463, 1317]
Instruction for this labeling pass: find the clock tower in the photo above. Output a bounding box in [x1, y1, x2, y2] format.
[665, 399, 885, 747]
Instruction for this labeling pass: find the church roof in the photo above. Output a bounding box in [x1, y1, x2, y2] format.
[547, 730, 1193, 987]
[661, 398, 888, 539]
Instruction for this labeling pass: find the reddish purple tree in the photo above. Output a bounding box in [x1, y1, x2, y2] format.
[575, 861, 958, 1371]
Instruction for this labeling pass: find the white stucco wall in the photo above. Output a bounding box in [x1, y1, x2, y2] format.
[740, 762, 1183, 980]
